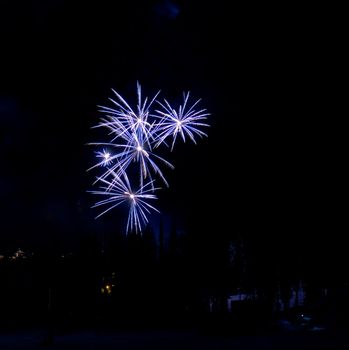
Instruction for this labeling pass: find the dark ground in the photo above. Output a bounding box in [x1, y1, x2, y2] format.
[0, 328, 349, 350]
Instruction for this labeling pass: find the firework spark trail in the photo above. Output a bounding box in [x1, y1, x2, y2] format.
[88, 82, 209, 233]
[88, 131, 174, 188]
[89, 172, 160, 233]
[95, 149, 113, 167]
[154, 92, 210, 150]
[97, 81, 160, 144]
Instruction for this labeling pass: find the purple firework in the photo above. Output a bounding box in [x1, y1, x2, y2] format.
[88, 82, 209, 234]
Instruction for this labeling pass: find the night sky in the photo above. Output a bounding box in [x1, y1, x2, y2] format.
[0, 1, 346, 273]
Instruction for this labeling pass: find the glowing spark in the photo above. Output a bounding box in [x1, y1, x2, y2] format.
[95, 149, 113, 166]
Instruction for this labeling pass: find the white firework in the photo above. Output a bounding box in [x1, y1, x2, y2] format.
[90, 172, 160, 233]
[154, 92, 210, 150]
[97, 81, 160, 144]
[88, 82, 210, 234]
[95, 149, 113, 167]
[88, 129, 174, 188]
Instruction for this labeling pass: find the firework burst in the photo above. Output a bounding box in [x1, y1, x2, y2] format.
[88, 82, 209, 234]
[90, 173, 160, 233]
[154, 92, 210, 150]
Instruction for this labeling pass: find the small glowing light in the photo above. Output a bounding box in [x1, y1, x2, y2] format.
[137, 118, 142, 124]
[95, 149, 113, 166]
[136, 146, 143, 152]
[130, 194, 135, 200]
[176, 120, 182, 126]
[103, 284, 112, 295]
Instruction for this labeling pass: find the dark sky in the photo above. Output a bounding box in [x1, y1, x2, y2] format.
[0, 1, 345, 259]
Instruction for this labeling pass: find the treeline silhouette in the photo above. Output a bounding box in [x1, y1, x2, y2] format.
[1, 220, 349, 333]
